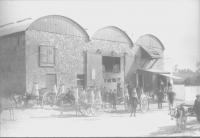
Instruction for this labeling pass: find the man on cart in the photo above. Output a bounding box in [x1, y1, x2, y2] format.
[194, 94, 200, 123]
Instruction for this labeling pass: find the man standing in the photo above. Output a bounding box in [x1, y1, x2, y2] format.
[87, 87, 95, 116]
[129, 88, 138, 117]
[73, 86, 80, 116]
[124, 84, 129, 110]
[167, 86, 176, 111]
[32, 82, 39, 97]
[32, 82, 40, 105]
[157, 89, 164, 109]
[194, 94, 200, 123]
[113, 89, 117, 111]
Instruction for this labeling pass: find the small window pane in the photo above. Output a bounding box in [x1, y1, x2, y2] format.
[39, 45, 55, 67]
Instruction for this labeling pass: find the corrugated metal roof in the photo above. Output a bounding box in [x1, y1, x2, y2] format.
[91, 26, 133, 46]
[138, 68, 170, 74]
[160, 74, 182, 80]
[0, 15, 90, 41]
[138, 70, 183, 80]
[0, 18, 34, 37]
[136, 34, 165, 58]
[140, 45, 162, 59]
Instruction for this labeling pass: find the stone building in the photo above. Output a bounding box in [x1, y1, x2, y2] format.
[86, 26, 136, 90]
[0, 15, 89, 95]
[135, 34, 167, 92]
[0, 15, 166, 96]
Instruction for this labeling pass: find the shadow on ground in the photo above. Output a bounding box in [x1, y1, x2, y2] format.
[30, 113, 93, 119]
[148, 119, 200, 136]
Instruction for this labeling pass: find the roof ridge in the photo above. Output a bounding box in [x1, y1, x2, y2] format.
[16, 18, 32, 23]
[0, 22, 15, 28]
[0, 18, 33, 29]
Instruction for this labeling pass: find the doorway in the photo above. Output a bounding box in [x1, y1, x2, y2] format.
[45, 74, 57, 90]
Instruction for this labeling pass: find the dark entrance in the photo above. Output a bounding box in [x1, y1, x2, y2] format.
[46, 74, 57, 90]
[102, 56, 121, 73]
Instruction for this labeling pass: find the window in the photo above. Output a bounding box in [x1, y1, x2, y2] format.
[39, 45, 55, 67]
[112, 78, 116, 82]
[77, 74, 85, 87]
[107, 79, 111, 83]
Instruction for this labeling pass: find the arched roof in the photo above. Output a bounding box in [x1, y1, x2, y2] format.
[136, 34, 165, 59]
[136, 34, 165, 50]
[0, 15, 89, 41]
[91, 26, 133, 47]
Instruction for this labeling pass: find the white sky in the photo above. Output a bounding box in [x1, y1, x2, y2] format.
[0, 0, 199, 71]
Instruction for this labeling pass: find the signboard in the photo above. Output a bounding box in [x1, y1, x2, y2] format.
[92, 69, 96, 80]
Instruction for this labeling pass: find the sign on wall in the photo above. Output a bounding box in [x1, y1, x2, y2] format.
[92, 69, 96, 80]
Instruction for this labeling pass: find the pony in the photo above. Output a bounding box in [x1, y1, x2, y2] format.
[170, 105, 188, 131]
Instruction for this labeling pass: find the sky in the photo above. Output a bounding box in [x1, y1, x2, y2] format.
[0, 0, 199, 71]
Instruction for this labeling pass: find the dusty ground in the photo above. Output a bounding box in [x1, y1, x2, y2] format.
[0, 103, 200, 137]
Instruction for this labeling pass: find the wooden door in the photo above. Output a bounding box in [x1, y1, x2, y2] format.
[86, 52, 103, 87]
[124, 55, 137, 86]
[46, 74, 57, 90]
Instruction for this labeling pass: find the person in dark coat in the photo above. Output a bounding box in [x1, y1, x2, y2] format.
[157, 89, 164, 109]
[127, 83, 132, 98]
[129, 88, 138, 117]
[112, 89, 117, 110]
[167, 87, 176, 110]
[193, 94, 200, 122]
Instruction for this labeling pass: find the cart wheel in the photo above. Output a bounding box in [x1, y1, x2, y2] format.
[42, 92, 56, 107]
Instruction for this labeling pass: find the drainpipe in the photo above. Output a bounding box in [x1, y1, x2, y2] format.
[123, 53, 126, 98]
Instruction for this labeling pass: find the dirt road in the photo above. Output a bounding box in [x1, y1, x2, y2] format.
[0, 104, 199, 137]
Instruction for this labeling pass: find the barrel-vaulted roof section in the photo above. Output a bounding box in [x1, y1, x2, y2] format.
[91, 26, 133, 47]
[136, 34, 165, 59]
[0, 15, 89, 41]
[136, 34, 165, 50]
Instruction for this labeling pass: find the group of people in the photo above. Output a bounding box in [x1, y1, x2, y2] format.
[30, 81, 200, 124]
[101, 87, 121, 110]
[155, 83, 176, 110]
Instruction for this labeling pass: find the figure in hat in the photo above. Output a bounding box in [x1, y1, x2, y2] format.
[194, 94, 200, 123]
[129, 88, 138, 117]
[167, 86, 176, 111]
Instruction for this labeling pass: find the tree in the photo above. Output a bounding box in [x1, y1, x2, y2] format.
[196, 61, 200, 73]
[173, 64, 179, 73]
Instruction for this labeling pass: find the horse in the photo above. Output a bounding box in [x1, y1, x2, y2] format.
[170, 105, 188, 131]
[129, 95, 138, 117]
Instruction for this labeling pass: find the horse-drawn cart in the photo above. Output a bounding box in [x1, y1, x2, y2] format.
[169, 102, 196, 131]
[170, 103, 196, 119]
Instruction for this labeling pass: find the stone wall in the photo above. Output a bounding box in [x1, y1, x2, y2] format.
[25, 30, 165, 92]
[87, 40, 140, 88]
[25, 30, 87, 92]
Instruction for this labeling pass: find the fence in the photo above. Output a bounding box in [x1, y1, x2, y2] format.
[173, 85, 200, 103]
[173, 84, 185, 101]
[185, 86, 200, 103]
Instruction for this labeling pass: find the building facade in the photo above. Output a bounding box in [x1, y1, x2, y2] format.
[0, 15, 166, 96]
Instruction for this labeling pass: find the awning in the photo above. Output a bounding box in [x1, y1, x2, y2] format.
[159, 74, 182, 80]
[140, 46, 162, 59]
[138, 69, 170, 74]
[138, 69, 182, 80]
